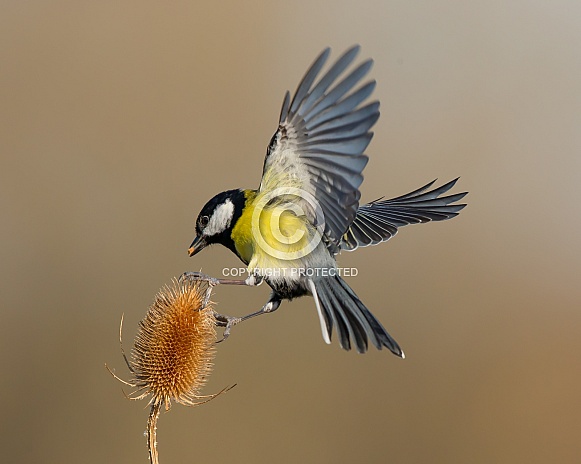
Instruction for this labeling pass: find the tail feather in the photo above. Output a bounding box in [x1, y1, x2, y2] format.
[341, 178, 467, 251]
[316, 278, 369, 353]
[309, 276, 404, 357]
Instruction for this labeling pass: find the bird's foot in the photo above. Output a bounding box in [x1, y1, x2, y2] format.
[179, 272, 221, 307]
[213, 311, 242, 343]
[179, 271, 221, 287]
[180, 271, 259, 287]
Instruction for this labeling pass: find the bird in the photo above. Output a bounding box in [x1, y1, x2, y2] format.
[184, 45, 467, 357]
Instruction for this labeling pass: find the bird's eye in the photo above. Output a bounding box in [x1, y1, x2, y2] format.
[199, 215, 209, 227]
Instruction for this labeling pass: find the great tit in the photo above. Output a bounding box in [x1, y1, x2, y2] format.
[186, 46, 467, 357]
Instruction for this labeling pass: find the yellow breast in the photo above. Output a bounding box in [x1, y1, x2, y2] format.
[231, 190, 315, 269]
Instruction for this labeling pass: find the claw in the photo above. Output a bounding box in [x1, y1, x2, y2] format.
[222, 317, 241, 340]
[179, 271, 220, 287]
[179, 272, 218, 306]
[213, 310, 241, 343]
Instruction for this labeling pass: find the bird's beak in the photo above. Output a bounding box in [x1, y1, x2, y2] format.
[188, 235, 207, 257]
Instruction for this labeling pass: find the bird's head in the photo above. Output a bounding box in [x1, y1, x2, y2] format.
[188, 189, 245, 257]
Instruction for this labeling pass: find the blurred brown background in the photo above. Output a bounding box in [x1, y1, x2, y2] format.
[1, 1, 580, 463]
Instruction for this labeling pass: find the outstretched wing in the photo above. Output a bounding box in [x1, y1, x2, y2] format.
[259, 46, 379, 248]
[340, 178, 468, 251]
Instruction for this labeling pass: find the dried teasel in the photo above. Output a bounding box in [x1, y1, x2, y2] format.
[107, 277, 233, 463]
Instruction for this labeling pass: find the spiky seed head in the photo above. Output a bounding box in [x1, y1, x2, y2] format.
[107, 277, 233, 464]
[128, 278, 218, 410]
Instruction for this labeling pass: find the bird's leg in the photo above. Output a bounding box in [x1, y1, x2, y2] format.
[219, 297, 282, 342]
[240, 297, 282, 322]
[180, 272, 223, 307]
[180, 271, 262, 287]
[180, 271, 263, 287]
[180, 271, 264, 306]
[179, 271, 267, 341]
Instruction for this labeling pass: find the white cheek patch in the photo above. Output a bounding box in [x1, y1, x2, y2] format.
[205, 199, 234, 236]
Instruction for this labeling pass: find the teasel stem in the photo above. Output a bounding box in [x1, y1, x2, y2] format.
[148, 401, 162, 464]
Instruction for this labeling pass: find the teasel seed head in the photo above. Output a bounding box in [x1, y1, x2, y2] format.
[106, 277, 233, 464]
[131, 277, 218, 409]
[108, 277, 231, 409]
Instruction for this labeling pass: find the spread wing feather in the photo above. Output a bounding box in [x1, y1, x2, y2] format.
[260, 46, 378, 246]
[341, 178, 468, 251]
